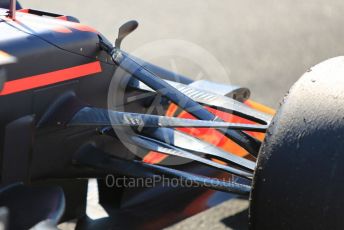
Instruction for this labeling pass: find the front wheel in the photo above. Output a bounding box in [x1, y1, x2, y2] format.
[249, 56, 344, 230]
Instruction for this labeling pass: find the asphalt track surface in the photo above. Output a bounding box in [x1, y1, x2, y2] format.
[24, 1, 344, 229]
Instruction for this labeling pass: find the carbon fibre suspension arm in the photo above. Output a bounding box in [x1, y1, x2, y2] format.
[104, 45, 261, 157]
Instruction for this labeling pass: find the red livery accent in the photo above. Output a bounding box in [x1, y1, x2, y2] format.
[0, 61, 102, 95]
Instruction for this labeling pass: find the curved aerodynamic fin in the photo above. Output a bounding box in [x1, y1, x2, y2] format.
[128, 79, 272, 125]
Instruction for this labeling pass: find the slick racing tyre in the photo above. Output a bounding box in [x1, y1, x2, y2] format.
[249, 56, 344, 230]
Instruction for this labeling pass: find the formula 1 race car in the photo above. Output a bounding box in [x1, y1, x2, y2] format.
[1, 1, 344, 230]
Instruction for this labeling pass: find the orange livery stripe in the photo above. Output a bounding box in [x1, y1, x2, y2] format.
[0, 61, 102, 96]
